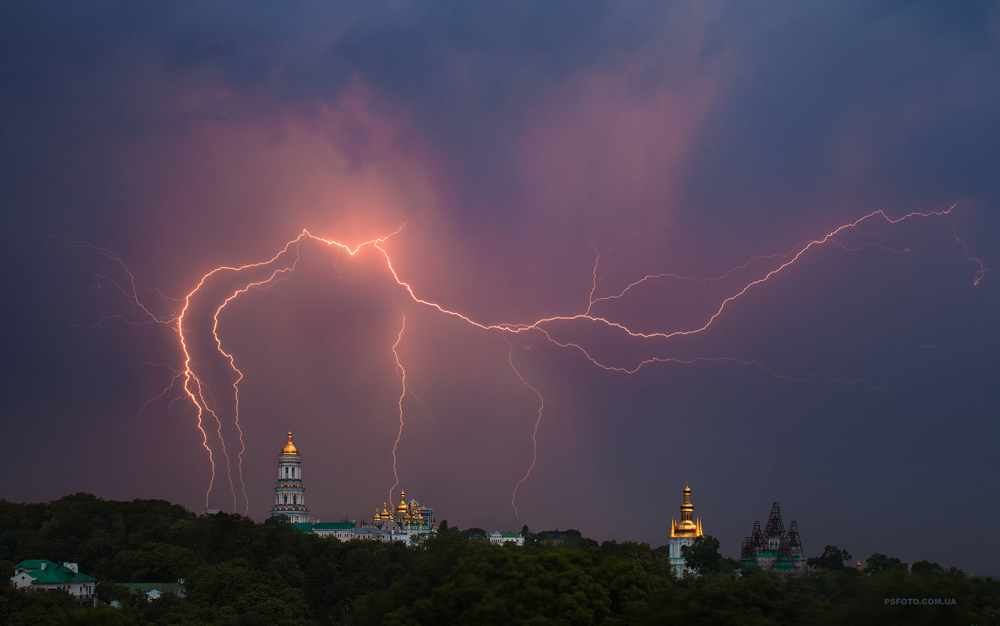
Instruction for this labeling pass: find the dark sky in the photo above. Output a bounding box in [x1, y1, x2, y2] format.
[2, 1, 999, 574]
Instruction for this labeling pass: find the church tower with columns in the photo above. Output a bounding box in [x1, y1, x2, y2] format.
[270, 432, 310, 523]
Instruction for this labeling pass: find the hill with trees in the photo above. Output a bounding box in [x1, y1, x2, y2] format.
[1, 494, 997, 625]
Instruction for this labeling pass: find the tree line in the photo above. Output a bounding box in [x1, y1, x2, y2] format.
[1, 493, 997, 625]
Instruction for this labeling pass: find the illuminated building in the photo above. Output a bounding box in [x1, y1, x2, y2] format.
[666, 485, 704, 576]
[292, 521, 356, 540]
[737, 502, 807, 576]
[269, 432, 311, 524]
[489, 531, 525, 545]
[358, 489, 436, 544]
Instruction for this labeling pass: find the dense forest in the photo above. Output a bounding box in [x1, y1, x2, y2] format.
[0, 493, 997, 625]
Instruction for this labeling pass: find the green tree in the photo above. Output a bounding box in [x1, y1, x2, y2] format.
[438, 520, 448, 532]
[865, 553, 908, 575]
[910, 560, 945, 576]
[719, 556, 739, 575]
[263, 514, 290, 527]
[355, 541, 662, 625]
[684, 535, 722, 575]
[600, 541, 656, 574]
[460, 528, 487, 540]
[0, 533, 12, 562]
[109, 542, 205, 582]
[807, 545, 852, 570]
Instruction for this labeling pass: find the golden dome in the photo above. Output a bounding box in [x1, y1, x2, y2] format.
[381, 503, 391, 518]
[281, 432, 299, 455]
[373, 507, 381, 522]
[396, 490, 409, 514]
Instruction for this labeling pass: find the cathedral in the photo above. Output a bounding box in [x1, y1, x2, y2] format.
[357, 490, 436, 543]
[666, 485, 704, 576]
[737, 502, 807, 575]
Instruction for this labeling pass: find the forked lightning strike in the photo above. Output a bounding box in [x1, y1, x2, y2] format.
[58, 202, 985, 517]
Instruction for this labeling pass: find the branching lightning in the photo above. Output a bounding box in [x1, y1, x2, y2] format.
[59, 201, 986, 517]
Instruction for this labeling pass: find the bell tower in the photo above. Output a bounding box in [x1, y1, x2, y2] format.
[667, 484, 704, 577]
[269, 431, 310, 523]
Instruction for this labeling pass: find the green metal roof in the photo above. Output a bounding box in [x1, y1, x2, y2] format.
[291, 522, 314, 532]
[123, 583, 183, 594]
[314, 522, 355, 530]
[773, 555, 795, 571]
[14, 560, 97, 584]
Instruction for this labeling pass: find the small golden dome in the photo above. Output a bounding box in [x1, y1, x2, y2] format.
[281, 432, 299, 455]
[396, 490, 409, 514]
[373, 507, 381, 522]
[382, 503, 391, 518]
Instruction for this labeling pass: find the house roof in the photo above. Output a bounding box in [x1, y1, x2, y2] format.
[123, 582, 184, 594]
[291, 522, 314, 532]
[13, 560, 97, 584]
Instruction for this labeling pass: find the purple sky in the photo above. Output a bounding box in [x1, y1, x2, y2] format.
[2, 1, 999, 574]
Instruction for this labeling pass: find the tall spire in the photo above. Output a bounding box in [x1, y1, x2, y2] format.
[764, 502, 784, 537]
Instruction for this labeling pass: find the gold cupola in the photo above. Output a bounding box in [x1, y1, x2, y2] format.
[373, 507, 381, 522]
[281, 431, 299, 455]
[381, 502, 392, 519]
[669, 484, 703, 538]
[396, 490, 409, 515]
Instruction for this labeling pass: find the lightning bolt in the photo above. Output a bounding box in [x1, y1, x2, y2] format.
[59, 201, 985, 517]
[505, 334, 544, 521]
[390, 316, 407, 506]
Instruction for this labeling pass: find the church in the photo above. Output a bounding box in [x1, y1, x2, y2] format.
[355, 490, 437, 543]
[737, 502, 807, 575]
